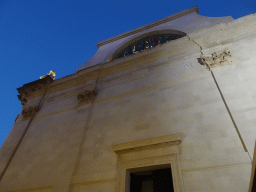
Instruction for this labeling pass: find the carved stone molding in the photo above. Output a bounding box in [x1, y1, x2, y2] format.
[201, 50, 232, 70]
[21, 106, 40, 119]
[112, 133, 184, 192]
[112, 133, 183, 155]
[17, 75, 53, 105]
[77, 90, 97, 104]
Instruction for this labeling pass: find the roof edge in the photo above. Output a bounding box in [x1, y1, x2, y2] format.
[96, 6, 199, 48]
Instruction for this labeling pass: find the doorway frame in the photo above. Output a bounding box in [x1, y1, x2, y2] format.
[112, 133, 184, 192]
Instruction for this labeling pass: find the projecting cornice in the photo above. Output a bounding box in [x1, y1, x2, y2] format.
[17, 12, 256, 104]
[112, 133, 183, 154]
[96, 6, 199, 48]
[17, 75, 53, 105]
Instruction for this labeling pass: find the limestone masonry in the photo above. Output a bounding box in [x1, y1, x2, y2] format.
[1, 6, 256, 192]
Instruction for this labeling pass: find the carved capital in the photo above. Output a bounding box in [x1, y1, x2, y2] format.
[21, 106, 40, 119]
[77, 90, 97, 104]
[201, 50, 232, 70]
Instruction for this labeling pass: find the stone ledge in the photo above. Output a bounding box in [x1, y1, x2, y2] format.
[13, 72, 204, 125]
[112, 133, 183, 153]
[17, 75, 53, 105]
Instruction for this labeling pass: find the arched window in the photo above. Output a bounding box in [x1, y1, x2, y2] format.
[116, 34, 185, 59]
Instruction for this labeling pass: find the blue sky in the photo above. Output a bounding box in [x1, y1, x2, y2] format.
[0, 0, 255, 147]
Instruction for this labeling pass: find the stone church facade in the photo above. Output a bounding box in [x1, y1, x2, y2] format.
[1, 6, 256, 192]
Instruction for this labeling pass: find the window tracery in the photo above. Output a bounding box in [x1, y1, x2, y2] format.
[116, 34, 185, 59]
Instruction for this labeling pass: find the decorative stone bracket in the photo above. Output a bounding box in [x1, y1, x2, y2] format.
[77, 90, 97, 104]
[17, 75, 53, 105]
[201, 50, 232, 70]
[21, 106, 40, 119]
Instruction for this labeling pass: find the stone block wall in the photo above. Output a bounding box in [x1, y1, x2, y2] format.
[1, 12, 256, 192]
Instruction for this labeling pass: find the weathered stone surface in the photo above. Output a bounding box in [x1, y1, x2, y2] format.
[21, 106, 40, 119]
[1, 6, 256, 192]
[201, 50, 232, 70]
[77, 90, 97, 104]
[17, 75, 53, 105]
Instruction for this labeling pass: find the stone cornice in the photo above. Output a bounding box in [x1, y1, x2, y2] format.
[17, 75, 53, 105]
[13, 72, 203, 125]
[19, 38, 196, 104]
[112, 133, 183, 154]
[16, 13, 256, 105]
[96, 6, 199, 48]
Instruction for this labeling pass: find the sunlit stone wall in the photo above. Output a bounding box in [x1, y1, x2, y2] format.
[1, 10, 256, 192]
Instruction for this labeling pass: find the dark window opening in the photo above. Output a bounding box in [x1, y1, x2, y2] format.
[130, 167, 174, 192]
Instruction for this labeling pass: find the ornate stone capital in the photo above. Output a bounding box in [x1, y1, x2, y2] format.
[201, 50, 232, 70]
[17, 75, 53, 105]
[21, 106, 40, 119]
[77, 90, 97, 104]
